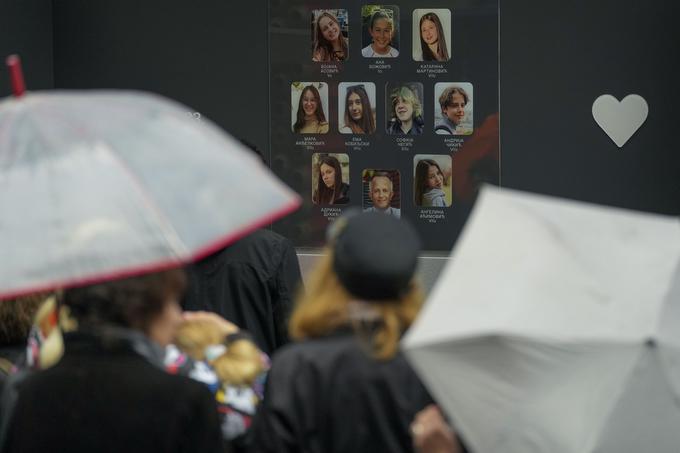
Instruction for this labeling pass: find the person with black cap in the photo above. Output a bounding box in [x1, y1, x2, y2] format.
[250, 211, 433, 453]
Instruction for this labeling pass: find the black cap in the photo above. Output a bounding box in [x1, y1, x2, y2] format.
[331, 212, 420, 301]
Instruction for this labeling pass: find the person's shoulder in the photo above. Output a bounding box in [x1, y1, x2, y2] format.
[318, 122, 329, 133]
[390, 47, 400, 57]
[361, 45, 373, 57]
[339, 125, 352, 134]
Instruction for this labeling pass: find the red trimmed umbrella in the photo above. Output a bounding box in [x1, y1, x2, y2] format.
[0, 55, 300, 299]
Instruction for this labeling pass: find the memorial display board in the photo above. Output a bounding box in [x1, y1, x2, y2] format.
[269, 0, 499, 250]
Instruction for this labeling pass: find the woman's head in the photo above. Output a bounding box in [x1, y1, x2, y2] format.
[368, 10, 394, 53]
[390, 86, 422, 122]
[313, 11, 348, 61]
[319, 155, 342, 189]
[316, 12, 341, 45]
[415, 159, 444, 205]
[62, 268, 186, 346]
[344, 85, 375, 134]
[419, 12, 449, 61]
[294, 85, 326, 132]
[289, 212, 423, 359]
[315, 154, 343, 204]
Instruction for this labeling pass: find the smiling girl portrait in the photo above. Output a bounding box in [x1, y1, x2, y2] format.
[291, 82, 330, 134]
[361, 6, 400, 58]
[338, 82, 376, 134]
[412, 9, 451, 62]
[312, 9, 349, 62]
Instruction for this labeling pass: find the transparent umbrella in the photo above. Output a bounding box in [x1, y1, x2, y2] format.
[403, 186, 680, 453]
[0, 59, 300, 299]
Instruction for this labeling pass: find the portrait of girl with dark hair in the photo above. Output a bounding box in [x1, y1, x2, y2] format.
[312, 154, 349, 205]
[312, 10, 349, 62]
[414, 157, 451, 207]
[413, 10, 451, 62]
[361, 7, 399, 58]
[339, 83, 376, 134]
[292, 83, 329, 134]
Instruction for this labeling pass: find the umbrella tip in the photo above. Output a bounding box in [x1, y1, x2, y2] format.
[5, 54, 26, 97]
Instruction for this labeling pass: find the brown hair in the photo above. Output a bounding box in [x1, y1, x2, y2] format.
[414, 159, 444, 206]
[438, 86, 468, 109]
[419, 12, 449, 61]
[313, 11, 348, 62]
[313, 154, 344, 205]
[0, 293, 51, 345]
[343, 85, 375, 134]
[293, 85, 327, 133]
[62, 269, 186, 335]
[289, 249, 423, 359]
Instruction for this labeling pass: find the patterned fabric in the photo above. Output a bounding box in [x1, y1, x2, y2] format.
[164, 346, 270, 441]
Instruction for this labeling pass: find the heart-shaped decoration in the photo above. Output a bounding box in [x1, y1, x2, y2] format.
[592, 94, 648, 148]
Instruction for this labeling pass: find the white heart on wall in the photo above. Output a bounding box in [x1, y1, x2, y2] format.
[592, 94, 648, 148]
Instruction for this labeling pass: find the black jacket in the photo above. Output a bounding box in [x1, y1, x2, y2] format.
[1, 331, 223, 453]
[183, 229, 303, 355]
[250, 330, 433, 453]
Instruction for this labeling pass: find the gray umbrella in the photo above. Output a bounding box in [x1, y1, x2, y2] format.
[403, 186, 680, 453]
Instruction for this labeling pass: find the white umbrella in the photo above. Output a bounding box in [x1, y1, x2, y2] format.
[403, 186, 680, 453]
[0, 89, 300, 299]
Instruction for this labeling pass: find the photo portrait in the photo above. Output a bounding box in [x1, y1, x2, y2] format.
[291, 82, 330, 134]
[434, 82, 473, 135]
[361, 5, 400, 58]
[312, 153, 350, 205]
[362, 169, 401, 218]
[413, 155, 452, 208]
[412, 9, 452, 62]
[338, 82, 376, 134]
[311, 9, 349, 62]
[385, 82, 424, 135]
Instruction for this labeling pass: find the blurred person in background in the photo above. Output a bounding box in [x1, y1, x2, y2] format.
[182, 140, 303, 355]
[251, 212, 432, 453]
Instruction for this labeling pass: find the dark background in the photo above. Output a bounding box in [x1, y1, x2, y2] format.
[2, 0, 678, 249]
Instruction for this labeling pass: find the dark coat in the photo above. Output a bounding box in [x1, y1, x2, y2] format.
[183, 229, 303, 355]
[1, 331, 223, 453]
[250, 330, 433, 453]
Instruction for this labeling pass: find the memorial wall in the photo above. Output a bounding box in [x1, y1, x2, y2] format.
[1, 0, 678, 287]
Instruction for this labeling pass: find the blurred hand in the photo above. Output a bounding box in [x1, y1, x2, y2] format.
[411, 404, 461, 453]
[182, 310, 239, 336]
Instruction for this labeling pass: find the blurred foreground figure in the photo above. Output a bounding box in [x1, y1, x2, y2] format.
[251, 212, 432, 453]
[0, 270, 223, 453]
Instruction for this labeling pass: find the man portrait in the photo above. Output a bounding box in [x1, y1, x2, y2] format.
[363, 171, 401, 218]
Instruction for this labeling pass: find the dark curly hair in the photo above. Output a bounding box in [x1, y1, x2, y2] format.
[62, 269, 186, 335]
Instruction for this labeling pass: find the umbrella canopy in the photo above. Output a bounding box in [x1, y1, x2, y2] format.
[402, 186, 680, 453]
[0, 90, 300, 299]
